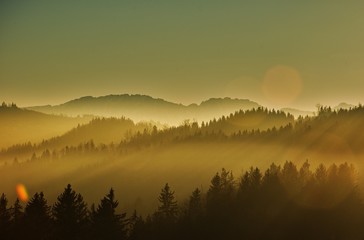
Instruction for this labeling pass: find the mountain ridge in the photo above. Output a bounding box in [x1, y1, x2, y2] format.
[0, 105, 91, 148]
[26, 94, 261, 125]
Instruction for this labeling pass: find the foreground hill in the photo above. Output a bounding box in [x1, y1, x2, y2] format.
[0, 104, 91, 148]
[27, 94, 261, 125]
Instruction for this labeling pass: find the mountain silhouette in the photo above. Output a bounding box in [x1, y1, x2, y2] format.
[334, 102, 355, 111]
[0, 104, 91, 148]
[27, 94, 261, 125]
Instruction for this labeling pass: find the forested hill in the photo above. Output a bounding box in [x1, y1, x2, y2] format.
[26, 94, 261, 125]
[0, 103, 91, 148]
[203, 107, 294, 134]
[123, 105, 364, 154]
[0, 107, 294, 158]
[37, 117, 155, 150]
[3, 105, 364, 161]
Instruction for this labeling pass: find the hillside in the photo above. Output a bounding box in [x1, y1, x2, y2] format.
[27, 95, 261, 125]
[0, 104, 92, 148]
[38, 117, 155, 150]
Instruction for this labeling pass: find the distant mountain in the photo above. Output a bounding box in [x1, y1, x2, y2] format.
[334, 102, 355, 111]
[281, 103, 357, 118]
[27, 94, 261, 125]
[281, 108, 315, 118]
[0, 104, 91, 148]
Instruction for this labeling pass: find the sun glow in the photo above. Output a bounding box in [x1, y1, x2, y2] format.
[262, 65, 303, 106]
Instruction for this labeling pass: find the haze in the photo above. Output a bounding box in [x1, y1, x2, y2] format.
[2, 2, 364, 239]
[1, 1, 364, 109]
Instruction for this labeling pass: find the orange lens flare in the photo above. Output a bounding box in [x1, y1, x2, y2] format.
[16, 184, 29, 202]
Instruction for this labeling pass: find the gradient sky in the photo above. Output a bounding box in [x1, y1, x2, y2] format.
[1, 1, 364, 109]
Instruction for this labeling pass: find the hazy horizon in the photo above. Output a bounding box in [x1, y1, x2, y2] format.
[1, 1, 364, 109]
[2, 2, 364, 239]
[3, 93, 359, 112]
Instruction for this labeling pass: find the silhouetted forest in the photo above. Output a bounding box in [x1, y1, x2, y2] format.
[1, 161, 363, 240]
[121, 105, 364, 154]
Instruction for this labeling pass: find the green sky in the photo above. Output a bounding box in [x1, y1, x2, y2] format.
[1, 1, 363, 109]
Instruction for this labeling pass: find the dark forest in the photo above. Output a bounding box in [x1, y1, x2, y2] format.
[1, 161, 363, 240]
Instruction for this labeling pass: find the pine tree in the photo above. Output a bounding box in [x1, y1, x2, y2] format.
[52, 184, 89, 240]
[207, 173, 221, 197]
[0, 193, 11, 239]
[10, 198, 23, 240]
[12, 198, 23, 223]
[23, 192, 52, 239]
[91, 188, 127, 240]
[128, 210, 146, 240]
[157, 183, 178, 221]
[188, 188, 202, 218]
[206, 172, 222, 216]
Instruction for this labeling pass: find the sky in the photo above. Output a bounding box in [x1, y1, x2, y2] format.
[1, 1, 364, 110]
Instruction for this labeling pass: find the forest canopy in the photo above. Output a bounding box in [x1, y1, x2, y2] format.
[0, 161, 362, 240]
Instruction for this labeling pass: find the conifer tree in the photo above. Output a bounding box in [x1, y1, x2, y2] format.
[23, 192, 52, 239]
[0, 194, 11, 239]
[91, 188, 127, 240]
[188, 188, 202, 218]
[157, 183, 178, 221]
[52, 184, 89, 240]
[10, 198, 23, 240]
[128, 210, 146, 240]
[12, 198, 23, 223]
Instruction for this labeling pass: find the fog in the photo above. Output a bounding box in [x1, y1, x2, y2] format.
[1, 105, 364, 217]
[1, 141, 363, 216]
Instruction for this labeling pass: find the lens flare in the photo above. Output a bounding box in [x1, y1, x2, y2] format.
[262, 65, 302, 106]
[16, 184, 29, 202]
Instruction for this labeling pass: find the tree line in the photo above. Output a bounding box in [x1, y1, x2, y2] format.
[2, 105, 364, 164]
[1, 161, 363, 239]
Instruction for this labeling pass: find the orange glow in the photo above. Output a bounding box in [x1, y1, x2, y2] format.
[16, 184, 29, 202]
[262, 65, 303, 106]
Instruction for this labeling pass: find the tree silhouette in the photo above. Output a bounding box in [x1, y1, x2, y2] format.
[206, 169, 236, 239]
[1, 161, 364, 239]
[128, 210, 146, 240]
[52, 184, 89, 240]
[149, 183, 179, 240]
[23, 192, 52, 240]
[188, 188, 202, 219]
[91, 188, 127, 240]
[0, 194, 11, 239]
[12, 198, 23, 222]
[9, 198, 23, 240]
[157, 183, 178, 221]
[181, 188, 205, 240]
[206, 172, 222, 210]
